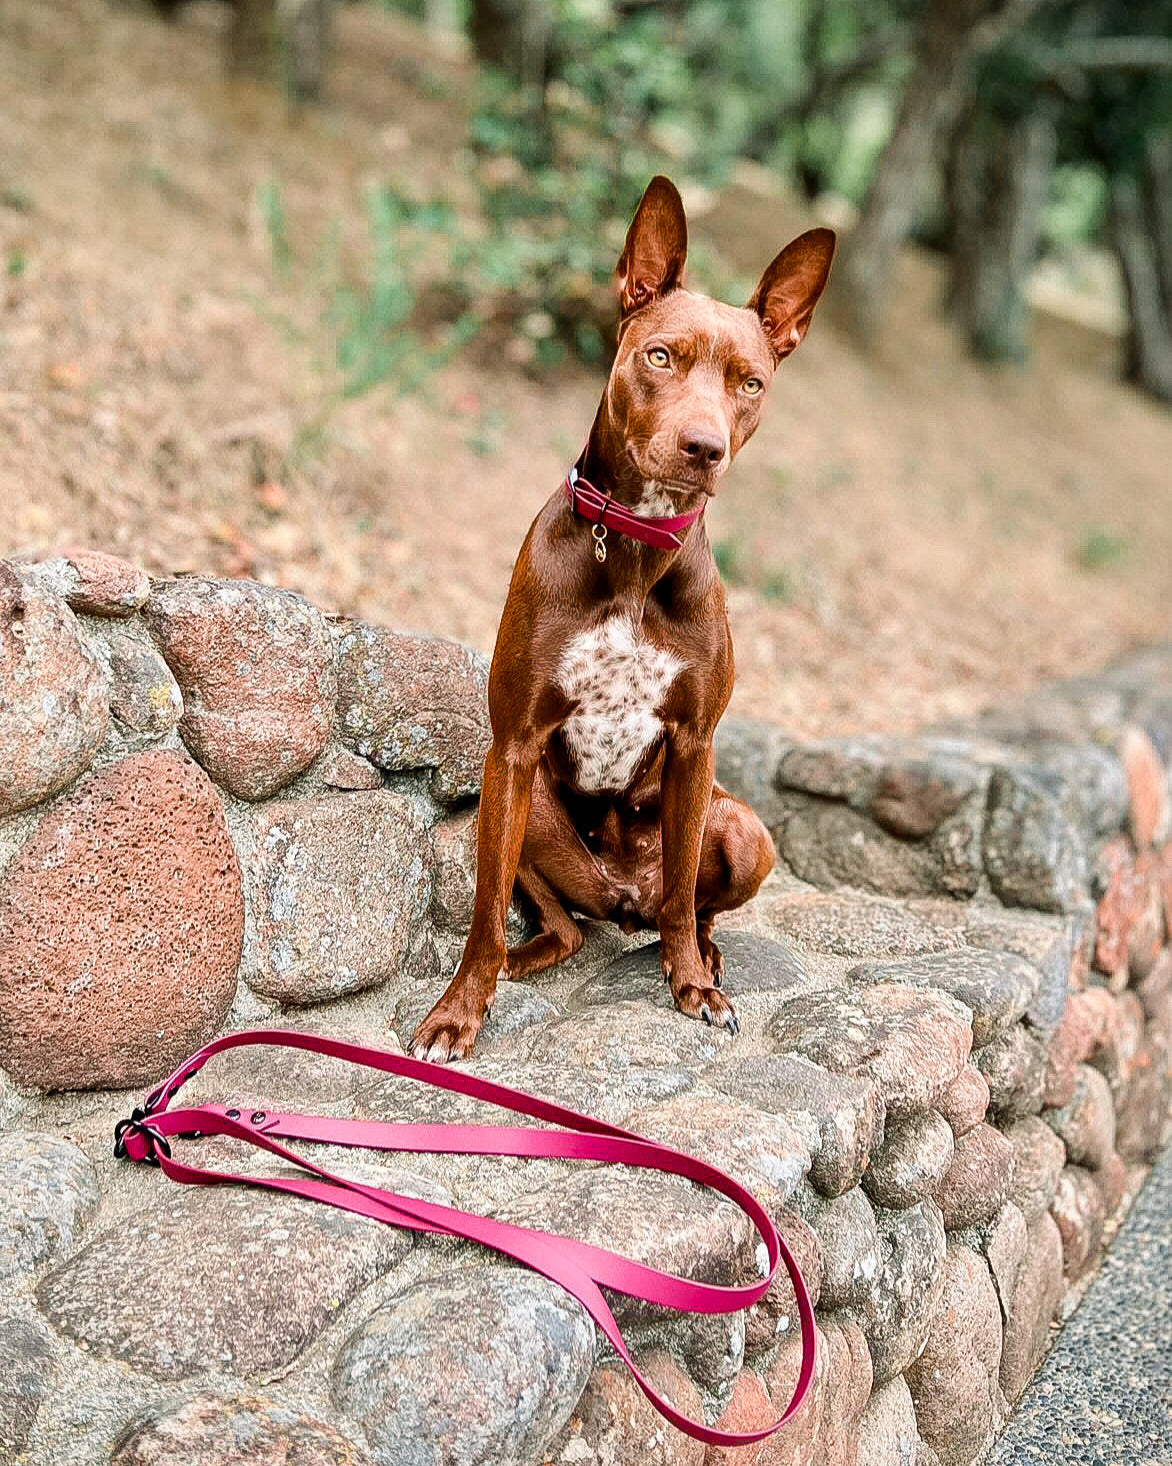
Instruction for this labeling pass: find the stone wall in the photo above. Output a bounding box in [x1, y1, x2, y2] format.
[1, 548, 1169, 1466]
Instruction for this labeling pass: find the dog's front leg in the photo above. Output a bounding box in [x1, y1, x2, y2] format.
[658, 730, 739, 1033]
[412, 737, 541, 1061]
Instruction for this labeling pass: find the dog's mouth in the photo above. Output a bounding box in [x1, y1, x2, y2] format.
[626, 446, 721, 501]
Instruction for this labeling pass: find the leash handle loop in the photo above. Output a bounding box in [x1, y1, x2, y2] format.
[117, 1027, 816, 1447]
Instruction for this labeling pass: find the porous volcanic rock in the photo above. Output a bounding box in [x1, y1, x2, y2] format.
[331, 1266, 594, 1466]
[245, 792, 432, 1004]
[334, 620, 490, 804]
[145, 575, 336, 800]
[110, 1393, 374, 1466]
[39, 1187, 409, 1380]
[768, 983, 972, 1120]
[0, 750, 242, 1090]
[0, 567, 109, 815]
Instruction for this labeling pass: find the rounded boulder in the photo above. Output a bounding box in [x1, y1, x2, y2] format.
[0, 750, 243, 1090]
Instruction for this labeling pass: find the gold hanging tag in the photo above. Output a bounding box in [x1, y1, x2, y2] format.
[592, 523, 608, 563]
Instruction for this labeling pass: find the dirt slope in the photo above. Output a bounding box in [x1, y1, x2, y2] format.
[2, 0, 1170, 737]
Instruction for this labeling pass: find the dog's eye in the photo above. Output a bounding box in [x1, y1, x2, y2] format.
[646, 347, 671, 369]
[742, 377, 764, 396]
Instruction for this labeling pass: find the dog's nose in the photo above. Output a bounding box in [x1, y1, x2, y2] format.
[677, 426, 727, 468]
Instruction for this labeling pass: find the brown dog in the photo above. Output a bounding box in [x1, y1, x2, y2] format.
[412, 177, 835, 1061]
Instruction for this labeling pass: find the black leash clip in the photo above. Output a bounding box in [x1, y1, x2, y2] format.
[113, 1105, 172, 1166]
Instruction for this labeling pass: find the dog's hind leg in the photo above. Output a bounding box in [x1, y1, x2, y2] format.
[506, 862, 584, 978]
[694, 787, 775, 981]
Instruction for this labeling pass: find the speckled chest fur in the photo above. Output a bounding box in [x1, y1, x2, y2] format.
[555, 615, 684, 795]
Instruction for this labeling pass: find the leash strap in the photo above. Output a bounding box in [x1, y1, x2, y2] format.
[565, 465, 705, 553]
[114, 1028, 815, 1446]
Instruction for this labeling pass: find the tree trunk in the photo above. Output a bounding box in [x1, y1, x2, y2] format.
[278, 0, 336, 103]
[835, 0, 1046, 347]
[1109, 170, 1172, 404]
[227, 0, 277, 81]
[946, 101, 1056, 363]
[1143, 133, 1172, 323]
[467, 0, 552, 91]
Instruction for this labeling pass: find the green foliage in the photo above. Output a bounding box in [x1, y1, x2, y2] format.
[256, 178, 481, 401]
[1075, 527, 1129, 571]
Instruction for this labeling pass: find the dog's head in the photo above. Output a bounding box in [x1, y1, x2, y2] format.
[605, 176, 835, 503]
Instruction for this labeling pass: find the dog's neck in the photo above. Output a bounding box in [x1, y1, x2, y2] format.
[580, 398, 709, 521]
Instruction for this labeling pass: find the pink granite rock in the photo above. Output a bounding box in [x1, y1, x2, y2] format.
[1050, 1165, 1106, 1280]
[0, 568, 109, 816]
[1121, 725, 1168, 850]
[0, 751, 242, 1090]
[936, 1124, 1016, 1231]
[145, 576, 335, 800]
[998, 1212, 1063, 1404]
[545, 1350, 704, 1466]
[936, 1064, 991, 1138]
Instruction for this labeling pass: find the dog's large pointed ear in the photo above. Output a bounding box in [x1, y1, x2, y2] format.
[616, 176, 688, 325]
[747, 228, 836, 362]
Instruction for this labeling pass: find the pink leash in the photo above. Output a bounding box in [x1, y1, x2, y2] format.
[114, 1028, 816, 1446]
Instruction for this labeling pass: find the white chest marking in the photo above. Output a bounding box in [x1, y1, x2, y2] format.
[556, 616, 684, 794]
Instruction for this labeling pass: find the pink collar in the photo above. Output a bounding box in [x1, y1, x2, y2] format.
[565, 464, 705, 558]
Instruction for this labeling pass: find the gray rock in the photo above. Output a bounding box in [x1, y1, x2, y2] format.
[492, 1165, 756, 1331]
[98, 630, 185, 736]
[775, 795, 982, 901]
[973, 1023, 1047, 1121]
[393, 976, 559, 1057]
[16, 549, 150, 618]
[110, 1393, 374, 1465]
[0, 1312, 56, 1458]
[331, 1265, 594, 1466]
[854, 1373, 919, 1465]
[843, 1199, 948, 1384]
[429, 806, 479, 932]
[516, 1001, 729, 1076]
[579, 931, 812, 1006]
[1003, 1116, 1067, 1223]
[145, 576, 336, 801]
[334, 621, 491, 804]
[795, 1185, 881, 1312]
[244, 792, 433, 1003]
[776, 738, 885, 803]
[0, 1131, 101, 1282]
[1044, 1064, 1116, 1171]
[848, 949, 1040, 1049]
[982, 766, 1088, 913]
[905, 1241, 1005, 1466]
[707, 1052, 885, 1197]
[768, 983, 972, 1120]
[936, 1123, 1016, 1231]
[964, 910, 1081, 1038]
[629, 1090, 811, 1212]
[713, 718, 794, 832]
[759, 890, 967, 960]
[38, 1187, 409, 1379]
[0, 569, 109, 816]
[863, 1109, 955, 1210]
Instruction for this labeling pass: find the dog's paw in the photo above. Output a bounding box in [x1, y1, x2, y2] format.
[664, 955, 739, 1035]
[697, 929, 725, 986]
[410, 1001, 486, 1064]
